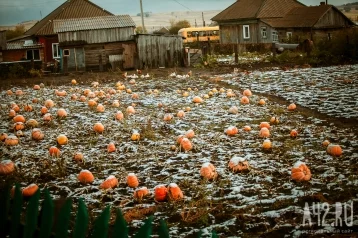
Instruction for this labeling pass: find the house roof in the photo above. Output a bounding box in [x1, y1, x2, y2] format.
[53, 15, 136, 33]
[6, 42, 44, 50]
[25, 0, 113, 36]
[262, 5, 355, 28]
[212, 0, 305, 22]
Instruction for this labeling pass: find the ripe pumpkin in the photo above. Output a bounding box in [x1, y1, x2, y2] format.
[290, 129, 298, 138]
[22, 184, 39, 197]
[243, 89, 252, 97]
[13, 115, 26, 123]
[322, 140, 330, 147]
[258, 99, 266, 105]
[107, 142, 116, 153]
[49, 146, 60, 157]
[327, 144, 342, 157]
[43, 113, 52, 122]
[33, 85, 41, 90]
[26, 119, 38, 128]
[93, 123, 105, 133]
[270, 117, 279, 125]
[115, 111, 124, 121]
[167, 183, 184, 201]
[200, 162, 218, 180]
[57, 134, 68, 145]
[180, 138, 192, 151]
[24, 104, 33, 112]
[228, 106, 239, 114]
[100, 175, 118, 189]
[259, 122, 270, 129]
[44, 99, 55, 108]
[131, 93, 139, 99]
[112, 100, 120, 107]
[192, 96, 203, 103]
[32, 128, 44, 141]
[126, 106, 135, 114]
[15, 90, 24, 96]
[73, 152, 84, 162]
[134, 187, 150, 200]
[288, 103, 296, 111]
[185, 129, 195, 139]
[291, 162, 311, 182]
[228, 156, 250, 172]
[259, 127, 270, 138]
[176, 135, 185, 145]
[41, 106, 48, 115]
[243, 125, 251, 132]
[13, 122, 25, 131]
[71, 79, 77, 85]
[0, 133, 8, 142]
[154, 184, 168, 202]
[0, 160, 15, 175]
[127, 173, 139, 188]
[240, 96, 249, 104]
[225, 126, 238, 136]
[79, 95, 86, 102]
[262, 139, 272, 150]
[96, 104, 105, 112]
[177, 110, 185, 118]
[78, 170, 94, 184]
[57, 108, 67, 118]
[9, 109, 16, 118]
[164, 113, 173, 121]
[5, 135, 19, 146]
[131, 132, 140, 141]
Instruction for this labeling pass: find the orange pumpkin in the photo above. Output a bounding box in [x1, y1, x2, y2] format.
[49, 146, 60, 157]
[290, 129, 298, 138]
[270, 117, 279, 125]
[7, 90, 13, 95]
[9, 109, 16, 118]
[192, 96, 203, 103]
[259, 122, 271, 129]
[225, 126, 238, 136]
[96, 104, 105, 112]
[291, 162, 311, 182]
[24, 104, 33, 112]
[107, 142, 116, 153]
[15, 90, 24, 96]
[167, 183, 184, 201]
[185, 129, 195, 139]
[327, 144, 342, 157]
[240, 96, 249, 104]
[13, 115, 26, 123]
[79, 95, 86, 102]
[100, 175, 118, 189]
[112, 100, 120, 107]
[226, 91, 235, 97]
[5, 135, 19, 146]
[243, 89, 252, 97]
[41, 106, 48, 115]
[288, 103, 296, 111]
[71, 94, 78, 100]
[258, 99, 266, 105]
[78, 170, 94, 184]
[127, 173, 139, 188]
[164, 113, 173, 121]
[322, 140, 330, 147]
[262, 139, 272, 150]
[185, 107, 191, 112]
[73, 152, 84, 162]
[131, 132, 140, 141]
[43, 113, 52, 122]
[93, 123, 105, 133]
[55, 90, 67, 97]
[228, 156, 250, 172]
[243, 126, 251, 132]
[126, 106, 135, 114]
[33, 85, 41, 90]
[177, 110, 185, 118]
[200, 162, 217, 180]
[115, 111, 124, 120]
[44, 99, 55, 108]
[83, 89, 91, 96]
[0, 160, 15, 175]
[131, 93, 139, 99]
[57, 108, 67, 118]
[154, 184, 168, 202]
[134, 187, 150, 200]
[176, 135, 185, 145]
[13, 122, 25, 131]
[32, 128, 44, 141]
[0, 133, 8, 142]
[259, 127, 270, 138]
[22, 184, 39, 197]
[71, 79, 77, 85]
[57, 134, 68, 145]
[32, 98, 39, 104]
[180, 138, 192, 151]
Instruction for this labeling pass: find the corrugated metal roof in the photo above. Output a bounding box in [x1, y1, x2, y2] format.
[211, 0, 304, 22]
[6, 42, 44, 50]
[262, 5, 354, 28]
[53, 15, 135, 33]
[25, 0, 113, 36]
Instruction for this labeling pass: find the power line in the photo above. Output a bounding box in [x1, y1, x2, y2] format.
[171, 0, 192, 11]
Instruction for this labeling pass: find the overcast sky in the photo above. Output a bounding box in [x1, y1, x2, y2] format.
[0, 0, 356, 25]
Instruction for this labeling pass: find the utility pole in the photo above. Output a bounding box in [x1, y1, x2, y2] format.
[139, 0, 145, 33]
[202, 12, 205, 27]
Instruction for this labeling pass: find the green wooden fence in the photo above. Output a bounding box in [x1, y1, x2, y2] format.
[0, 184, 218, 238]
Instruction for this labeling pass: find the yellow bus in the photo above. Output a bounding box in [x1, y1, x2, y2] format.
[178, 26, 220, 43]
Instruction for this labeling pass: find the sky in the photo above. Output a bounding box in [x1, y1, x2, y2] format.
[0, 0, 356, 26]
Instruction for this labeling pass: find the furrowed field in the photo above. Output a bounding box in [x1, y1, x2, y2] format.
[0, 65, 357, 237]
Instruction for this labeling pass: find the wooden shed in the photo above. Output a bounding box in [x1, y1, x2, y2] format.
[53, 15, 136, 71]
[135, 34, 184, 69]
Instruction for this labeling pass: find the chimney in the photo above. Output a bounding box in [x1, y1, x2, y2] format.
[320, 1, 325, 5]
[326, 0, 328, 5]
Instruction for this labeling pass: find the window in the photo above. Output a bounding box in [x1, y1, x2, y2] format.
[26, 49, 40, 60]
[261, 27, 267, 39]
[63, 49, 70, 56]
[243, 25, 250, 39]
[272, 31, 278, 42]
[52, 43, 60, 58]
[286, 32, 292, 41]
[187, 31, 192, 37]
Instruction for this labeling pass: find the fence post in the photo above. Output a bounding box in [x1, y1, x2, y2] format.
[185, 47, 190, 67]
[234, 44, 238, 64]
[272, 43, 276, 58]
[99, 54, 103, 72]
[63, 56, 68, 74]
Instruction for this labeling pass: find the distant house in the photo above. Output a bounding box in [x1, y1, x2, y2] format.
[53, 15, 136, 71]
[212, 0, 355, 44]
[22, 0, 113, 65]
[212, 0, 304, 44]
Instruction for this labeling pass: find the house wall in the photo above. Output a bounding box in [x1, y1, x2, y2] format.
[135, 35, 183, 69]
[2, 48, 44, 62]
[39, 35, 59, 63]
[275, 28, 351, 43]
[315, 8, 353, 28]
[0, 31, 6, 50]
[219, 20, 268, 44]
[58, 28, 135, 44]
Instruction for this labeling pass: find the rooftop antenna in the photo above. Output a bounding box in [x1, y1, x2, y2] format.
[139, 0, 145, 33]
[40, 10, 42, 20]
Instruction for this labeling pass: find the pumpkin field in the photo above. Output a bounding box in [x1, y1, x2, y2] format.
[0, 65, 358, 237]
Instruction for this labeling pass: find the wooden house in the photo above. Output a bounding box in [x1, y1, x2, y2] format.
[53, 15, 136, 71]
[262, 3, 356, 42]
[212, 0, 304, 44]
[23, 0, 113, 65]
